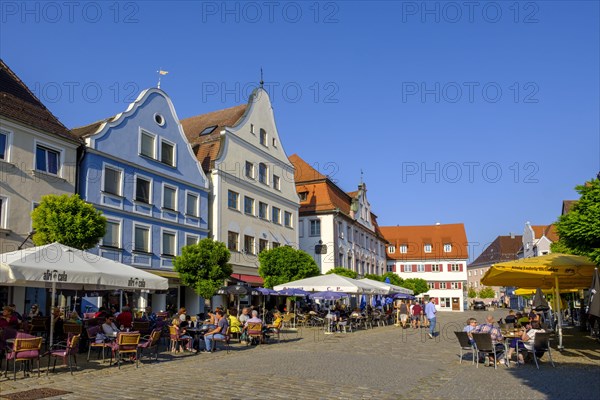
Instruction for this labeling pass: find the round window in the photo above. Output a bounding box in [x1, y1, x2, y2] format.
[154, 113, 165, 126]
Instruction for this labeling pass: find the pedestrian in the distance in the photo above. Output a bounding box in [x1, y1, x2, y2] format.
[425, 299, 437, 339]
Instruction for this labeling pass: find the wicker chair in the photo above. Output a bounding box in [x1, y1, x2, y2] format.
[4, 336, 43, 380]
[110, 332, 141, 369]
[138, 329, 162, 363]
[47, 334, 80, 375]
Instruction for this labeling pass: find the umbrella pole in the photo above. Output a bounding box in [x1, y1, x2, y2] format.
[555, 276, 564, 350]
[49, 280, 56, 347]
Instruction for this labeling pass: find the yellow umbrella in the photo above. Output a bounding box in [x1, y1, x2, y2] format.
[481, 253, 597, 349]
[513, 288, 579, 296]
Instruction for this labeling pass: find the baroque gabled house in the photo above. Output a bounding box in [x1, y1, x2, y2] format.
[520, 222, 558, 259]
[290, 154, 387, 276]
[0, 60, 81, 313]
[381, 224, 469, 311]
[72, 88, 210, 314]
[181, 88, 299, 285]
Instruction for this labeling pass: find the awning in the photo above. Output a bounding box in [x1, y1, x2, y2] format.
[231, 273, 263, 285]
[147, 270, 180, 279]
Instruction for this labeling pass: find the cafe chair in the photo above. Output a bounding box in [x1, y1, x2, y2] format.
[47, 334, 80, 375]
[472, 333, 503, 370]
[211, 327, 231, 353]
[454, 331, 476, 365]
[63, 323, 83, 336]
[86, 326, 110, 362]
[5, 336, 43, 380]
[246, 322, 263, 345]
[110, 332, 141, 369]
[132, 321, 150, 335]
[138, 329, 162, 363]
[522, 332, 555, 369]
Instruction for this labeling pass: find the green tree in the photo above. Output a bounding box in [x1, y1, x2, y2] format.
[551, 178, 600, 265]
[382, 272, 403, 286]
[478, 287, 496, 299]
[468, 286, 478, 299]
[326, 267, 357, 279]
[401, 278, 429, 295]
[31, 194, 106, 250]
[258, 246, 320, 288]
[173, 238, 232, 304]
[364, 274, 383, 281]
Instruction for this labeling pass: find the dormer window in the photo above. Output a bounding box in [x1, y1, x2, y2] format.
[443, 243, 452, 253]
[424, 244, 432, 253]
[388, 246, 395, 254]
[200, 125, 217, 135]
[298, 191, 308, 201]
[400, 244, 407, 254]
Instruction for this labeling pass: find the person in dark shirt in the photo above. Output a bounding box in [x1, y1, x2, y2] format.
[504, 310, 517, 324]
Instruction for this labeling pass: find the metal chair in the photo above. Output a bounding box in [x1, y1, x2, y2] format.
[63, 323, 83, 336]
[47, 334, 80, 375]
[454, 331, 476, 365]
[138, 329, 162, 363]
[211, 327, 231, 353]
[5, 336, 43, 380]
[110, 332, 141, 369]
[246, 322, 263, 345]
[86, 325, 109, 362]
[472, 333, 503, 369]
[168, 325, 192, 352]
[521, 332, 555, 369]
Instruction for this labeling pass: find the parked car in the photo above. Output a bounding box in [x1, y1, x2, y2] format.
[473, 301, 487, 311]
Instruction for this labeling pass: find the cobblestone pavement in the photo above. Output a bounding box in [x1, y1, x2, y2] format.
[1, 310, 599, 399]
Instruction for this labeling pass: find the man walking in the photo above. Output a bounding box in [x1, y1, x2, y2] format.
[425, 299, 437, 339]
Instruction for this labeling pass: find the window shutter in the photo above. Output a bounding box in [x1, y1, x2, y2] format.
[425, 264, 432, 272]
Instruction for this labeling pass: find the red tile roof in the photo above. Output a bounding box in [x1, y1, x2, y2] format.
[380, 224, 469, 260]
[531, 224, 559, 242]
[0, 60, 78, 143]
[180, 104, 247, 172]
[468, 235, 523, 267]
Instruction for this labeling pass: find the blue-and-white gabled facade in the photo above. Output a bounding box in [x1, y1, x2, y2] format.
[75, 88, 209, 314]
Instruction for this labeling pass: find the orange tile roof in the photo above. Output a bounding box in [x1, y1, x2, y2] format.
[380, 224, 468, 260]
[289, 153, 327, 182]
[180, 104, 247, 172]
[531, 224, 558, 242]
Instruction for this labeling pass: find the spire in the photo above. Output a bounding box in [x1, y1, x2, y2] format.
[157, 68, 168, 88]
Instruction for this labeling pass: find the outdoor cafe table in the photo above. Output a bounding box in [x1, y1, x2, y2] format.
[186, 327, 209, 351]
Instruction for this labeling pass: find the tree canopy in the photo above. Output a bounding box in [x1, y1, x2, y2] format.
[31, 194, 106, 250]
[173, 238, 232, 301]
[326, 267, 357, 279]
[478, 287, 496, 299]
[400, 278, 429, 295]
[258, 246, 320, 288]
[551, 177, 600, 265]
[382, 272, 403, 286]
[468, 286, 478, 299]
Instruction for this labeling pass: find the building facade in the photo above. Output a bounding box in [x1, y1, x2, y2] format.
[73, 88, 210, 314]
[0, 60, 81, 312]
[181, 87, 299, 284]
[290, 154, 387, 276]
[520, 222, 558, 259]
[381, 224, 469, 311]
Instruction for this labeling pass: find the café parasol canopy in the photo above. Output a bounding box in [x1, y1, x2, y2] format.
[481, 253, 597, 349]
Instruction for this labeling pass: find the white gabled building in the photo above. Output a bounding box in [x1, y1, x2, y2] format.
[380, 224, 469, 311]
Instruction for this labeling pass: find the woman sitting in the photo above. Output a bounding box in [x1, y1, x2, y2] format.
[171, 318, 195, 353]
[504, 321, 545, 365]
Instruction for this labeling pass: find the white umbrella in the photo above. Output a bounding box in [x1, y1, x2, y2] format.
[358, 278, 414, 295]
[273, 274, 386, 294]
[1, 242, 168, 345]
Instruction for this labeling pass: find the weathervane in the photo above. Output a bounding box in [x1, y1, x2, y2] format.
[260, 67, 264, 88]
[157, 68, 169, 89]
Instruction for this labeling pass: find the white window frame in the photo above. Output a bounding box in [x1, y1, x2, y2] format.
[310, 219, 321, 236]
[228, 190, 239, 210]
[132, 222, 152, 253]
[162, 183, 178, 211]
[259, 238, 269, 253]
[244, 196, 255, 215]
[244, 235, 255, 254]
[451, 282, 460, 289]
[228, 231, 239, 252]
[416, 263, 425, 272]
[245, 161, 255, 179]
[298, 192, 308, 201]
[185, 191, 199, 217]
[388, 246, 395, 254]
[400, 244, 407, 254]
[440, 282, 447, 289]
[160, 138, 176, 167]
[272, 207, 281, 224]
[185, 233, 199, 247]
[139, 129, 157, 159]
[0, 128, 13, 162]
[134, 173, 153, 204]
[424, 244, 432, 253]
[259, 202, 268, 220]
[431, 264, 441, 272]
[284, 211, 292, 228]
[428, 282, 435, 289]
[450, 263, 461, 272]
[259, 128, 267, 147]
[102, 218, 122, 248]
[34, 139, 63, 176]
[440, 297, 451, 308]
[403, 264, 412, 273]
[258, 163, 268, 184]
[0, 195, 8, 229]
[444, 243, 452, 253]
[161, 228, 177, 257]
[250, 124, 255, 134]
[102, 163, 124, 197]
[273, 175, 280, 190]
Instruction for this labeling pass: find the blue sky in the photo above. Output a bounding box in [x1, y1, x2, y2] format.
[1, 1, 598, 260]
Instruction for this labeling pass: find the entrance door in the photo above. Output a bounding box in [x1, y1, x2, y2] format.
[452, 297, 460, 311]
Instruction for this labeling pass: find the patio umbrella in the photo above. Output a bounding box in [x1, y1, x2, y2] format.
[358, 278, 413, 295]
[532, 288, 550, 311]
[217, 284, 251, 314]
[393, 293, 416, 300]
[481, 253, 597, 349]
[273, 274, 386, 294]
[251, 287, 279, 316]
[589, 268, 600, 319]
[513, 288, 579, 296]
[309, 291, 348, 301]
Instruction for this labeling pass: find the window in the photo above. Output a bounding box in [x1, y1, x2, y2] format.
[416, 264, 425, 272]
[162, 230, 176, 256]
[272, 138, 277, 147]
[468, 270, 472, 277]
[163, 185, 177, 211]
[245, 161, 255, 179]
[259, 239, 268, 253]
[428, 282, 435, 289]
[298, 191, 308, 201]
[388, 246, 395, 254]
[133, 225, 150, 253]
[103, 166, 122, 196]
[338, 221, 343, 238]
[259, 202, 268, 219]
[244, 235, 255, 254]
[387, 264, 393, 272]
[186, 192, 199, 216]
[310, 220, 321, 236]
[160, 140, 175, 166]
[347, 226, 352, 242]
[135, 176, 151, 204]
[403, 264, 412, 272]
[35, 145, 59, 175]
[444, 243, 452, 253]
[431, 264, 441, 272]
[450, 263, 461, 272]
[0, 130, 8, 160]
[440, 282, 447, 289]
[140, 131, 155, 158]
[272, 241, 280, 248]
[298, 220, 304, 237]
[440, 297, 451, 308]
[400, 244, 407, 253]
[284, 211, 292, 228]
[258, 163, 268, 184]
[185, 234, 199, 247]
[271, 207, 281, 224]
[227, 231, 239, 251]
[259, 128, 267, 146]
[228, 190, 239, 210]
[424, 244, 432, 253]
[273, 175, 280, 190]
[244, 196, 254, 215]
[0, 196, 7, 229]
[102, 220, 120, 248]
[250, 124, 255, 134]
[451, 282, 460, 289]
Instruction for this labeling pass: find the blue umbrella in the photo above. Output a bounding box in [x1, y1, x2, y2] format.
[393, 293, 416, 300]
[360, 294, 367, 310]
[252, 287, 278, 296]
[309, 291, 348, 301]
[277, 288, 310, 296]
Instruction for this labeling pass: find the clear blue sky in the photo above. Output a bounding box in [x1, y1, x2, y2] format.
[2, 1, 598, 261]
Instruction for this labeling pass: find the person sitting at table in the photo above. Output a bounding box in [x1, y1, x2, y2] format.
[238, 307, 250, 324]
[96, 315, 119, 343]
[0, 305, 19, 329]
[463, 318, 478, 343]
[141, 306, 157, 329]
[504, 310, 517, 325]
[68, 311, 83, 325]
[116, 306, 133, 330]
[28, 304, 42, 319]
[472, 315, 505, 364]
[8, 304, 23, 325]
[516, 312, 530, 327]
[203, 310, 229, 352]
[243, 310, 262, 327]
[171, 318, 195, 352]
[504, 321, 545, 365]
[52, 307, 65, 341]
[266, 311, 282, 331]
[177, 307, 188, 323]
